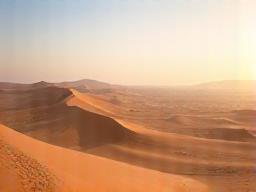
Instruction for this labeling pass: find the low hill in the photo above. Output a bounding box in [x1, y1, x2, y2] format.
[0, 81, 53, 90]
[56, 79, 115, 93]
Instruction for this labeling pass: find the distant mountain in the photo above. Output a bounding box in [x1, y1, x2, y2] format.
[0, 79, 114, 93]
[192, 80, 256, 91]
[57, 79, 111, 88]
[0, 82, 27, 90]
[31, 81, 53, 88]
[55, 79, 116, 93]
[0, 81, 53, 90]
[1, 79, 255, 92]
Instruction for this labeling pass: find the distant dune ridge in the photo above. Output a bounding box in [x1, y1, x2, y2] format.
[0, 79, 256, 192]
[0, 81, 52, 90]
[2, 79, 255, 91]
[190, 80, 256, 91]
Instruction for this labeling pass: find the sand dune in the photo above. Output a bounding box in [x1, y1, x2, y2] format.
[228, 110, 256, 126]
[193, 80, 256, 91]
[166, 115, 240, 126]
[66, 88, 256, 191]
[231, 109, 256, 116]
[56, 79, 116, 93]
[0, 87, 133, 150]
[0, 131, 67, 192]
[68, 89, 256, 176]
[0, 124, 208, 192]
[69, 89, 255, 141]
[1, 80, 256, 192]
[67, 88, 119, 116]
[0, 86, 71, 111]
[0, 81, 53, 91]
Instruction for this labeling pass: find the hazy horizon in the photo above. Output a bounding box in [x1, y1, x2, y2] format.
[1, 78, 256, 88]
[1, 0, 256, 86]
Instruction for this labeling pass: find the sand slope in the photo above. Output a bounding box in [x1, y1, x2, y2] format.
[0, 87, 134, 150]
[0, 132, 67, 192]
[68, 90, 256, 176]
[68, 89, 256, 191]
[1, 81, 256, 192]
[0, 124, 208, 192]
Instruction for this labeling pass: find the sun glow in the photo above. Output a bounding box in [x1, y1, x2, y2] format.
[253, 64, 256, 80]
[0, 1, 256, 85]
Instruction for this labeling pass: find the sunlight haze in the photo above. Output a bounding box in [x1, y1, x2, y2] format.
[0, 0, 256, 85]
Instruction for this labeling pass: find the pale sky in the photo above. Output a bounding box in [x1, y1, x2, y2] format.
[0, 0, 256, 85]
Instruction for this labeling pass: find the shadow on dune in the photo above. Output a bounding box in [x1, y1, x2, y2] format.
[139, 113, 256, 142]
[0, 87, 71, 111]
[1, 104, 134, 150]
[0, 87, 134, 150]
[87, 132, 256, 176]
[158, 126, 255, 142]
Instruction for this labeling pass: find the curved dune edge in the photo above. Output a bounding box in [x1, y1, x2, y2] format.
[67, 89, 117, 117]
[67, 89, 256, 142]
[0, 124, 208, 192]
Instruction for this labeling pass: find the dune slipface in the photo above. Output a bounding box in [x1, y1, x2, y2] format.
[0, 86, 134, 151]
